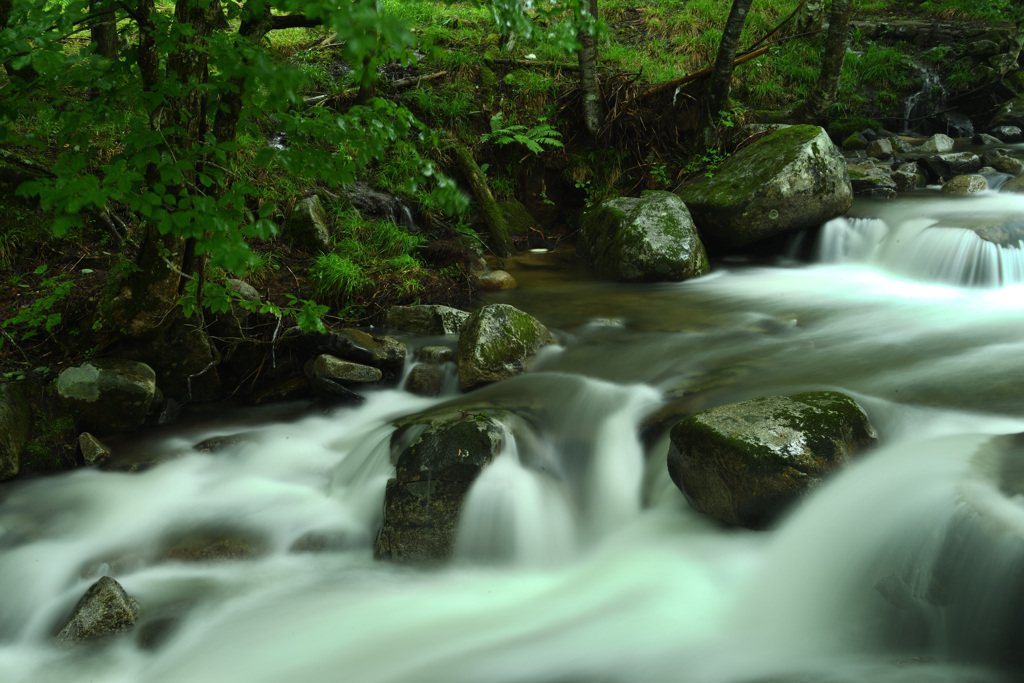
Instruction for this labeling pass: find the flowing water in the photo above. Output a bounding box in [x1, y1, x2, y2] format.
[7, 169, 1024, 682]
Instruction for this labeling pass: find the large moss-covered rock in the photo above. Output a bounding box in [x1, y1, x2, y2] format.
[0, 382, 30, 480]
[55, 576, 141, 649]
[988, 94, 1024, 131]
[56, 359, 157, 432]
[578, 191, 709, 282]
[285, 195, 331, 253]
[667, 391, 877, 529]
[677, 125, 852, 249]
[457, 304, 555, 391]
[942, 175, 988, 195]
[376, 411, 506, 562]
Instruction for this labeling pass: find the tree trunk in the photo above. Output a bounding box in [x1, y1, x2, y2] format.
[792, 0, 851, 123]
[698, 0, 753, 147]
[451, 146, 516, 257]
[213, 2, 273, 144]
[355, 0, 380, 105]
[136, 0, 159, 91]
[89, 0, 118, 59]
[577, 0, 603, 138]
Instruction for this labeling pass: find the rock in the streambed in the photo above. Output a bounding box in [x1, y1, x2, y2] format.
[866, 137, 893, 161]
[847, 162, 897, 200]
[988, 125, 1023, 143]
[280, 327, 407, 384]
[677, 125, 852, 249]
[842, 131, 869, 150]
[988, 96, 1024, 133]
[578, 191, 709, 282]
[78, 432, 111, 466]
[285, 194, 331, 252]
[208, 278, 261, 340]
[0, 382, 30, 480]
[473, 269, 518, 290]
[920, 153, 982, 183]
[57, 359, 157, 432]
[386, 305, 470, 335]
[920, 133, 955, 153]
[892, 162, 925, 193]
[405, 363, 445, 397]
[974, 133, 1004, 145]
[312, 354, 382, 383]
[667, 391, 877, 529]
[54, 576, 142, 649]
[310, 376, 365, 406]
[124, 315, 221, 402]
[419, 345, 454, 364]
[942, 175, 988, 195]
[376, 411, 506, 562]
[457, 304, 555, 391]
[982, 150, 1024, 176]
[1001, 174, 1024, 194]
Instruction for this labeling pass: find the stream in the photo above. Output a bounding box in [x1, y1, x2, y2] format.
[5, 160, 1024, 682]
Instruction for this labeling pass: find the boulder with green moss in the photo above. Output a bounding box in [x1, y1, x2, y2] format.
[56, 359, 157, 432]
[386, 304, 470, 335]
[667, 391, 877, 529]
[578, 191, 709, 282]
[677, 125, 852, 249]
[457, 304, 554, 391]
[0, 382, 30, 480]
[375, 409, 507, 562]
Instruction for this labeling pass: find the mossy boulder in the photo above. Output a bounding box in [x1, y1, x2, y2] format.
[457, 304, 555, 391]
[55, 576, 142, 649]
[386, 304, 470, 335]
[498, 199, 536, 239]
[988, 94, 1024, 131]
[311, 355, 382, 383]
[677, 125, 852, 249]
[375, 410, 506, 562]
[578, 191, 709, 282]
[941, 175, 988, 195]
[667, 391, 877, 529]
[0, 382, 30, 480]
[56, 359, 157, 432]
[285, 195, 331, 252]
[122, 315, 222, 402]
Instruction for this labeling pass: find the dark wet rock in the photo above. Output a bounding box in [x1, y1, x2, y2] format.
[54, 576, 141, 649]
[988, 96, 1024, 133]
[419, 345, 454, 364]
[192, 434, 246, 453]
[919, 153, 982, 183]
[405, 364, 445, 397]
[312, 354, 382, 383]
[886, 136, 915, 153]
[974, 133, 1004, 145]
[208, 278, 261, 340]
[678, 125, 852, 249]
[667, 391, 877, 529]
[982, 151, 1023, 176]
[919, 133, 955, 153]
[474, 269, 519, 290]
[848, 163, 897, 199]
[376, 410, 506, 562]
[988, 126, 1023, 143]
[0, 382, 30, 480]
[386, 304, 469, 335]
[457, 304, 555, 391]
[343, 182, 416, 231]
[942, 175, 988, 195]
[578, 191, 709, 282]
[78, 432, 111, 466]
[971, 220, 1024, 247]
[122, 315, 222, 402]
[310, 376, 365, 406]
[160, 529, 268, 563]
[248, 375, 312, 405]
[57, 359, 157, 432]
[285, 195, 331, 252]
[892, 162, 925, 193]
[281, 327, 406, 384]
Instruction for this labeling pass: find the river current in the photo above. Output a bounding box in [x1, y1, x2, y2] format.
[4, 170, 1024, 682]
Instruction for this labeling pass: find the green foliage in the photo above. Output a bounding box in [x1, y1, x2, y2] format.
[684, 148, 730, 179]
[310, 253, 370, 301]
[1, 265, 72, 343]
[481, 113, 563, 155]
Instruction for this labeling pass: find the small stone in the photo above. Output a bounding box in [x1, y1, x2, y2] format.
[473, 270, 518, 290]
[418, 345, 454, 364]
[866, 137, 893, 161]
[920, 133, 955, 153]
[78, 432, 111, 466]
[405, 364, 445, 397]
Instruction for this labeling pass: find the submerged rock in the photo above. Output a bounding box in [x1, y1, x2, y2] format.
[376, 410, 507, 562]
[54, 576, 141, 649]
[578, 191, 709, 282]
[457, 304, 555, 391]
[677, 125, 852, 249]
[667, 391, 877, 529]
[56, 359, 157, 432]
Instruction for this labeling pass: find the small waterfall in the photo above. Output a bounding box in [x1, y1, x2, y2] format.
[818, 217, 890, 263]
[901, 62, 946, 136]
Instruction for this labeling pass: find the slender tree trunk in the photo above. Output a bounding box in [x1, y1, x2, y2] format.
[577, 0, 603, 138]
[698, 0, 753, 148]
[451, 145, 516, 257]
[89, 0, 118, 59]
[137, 0, 159, 90]
[355, 0, 380, 105]
[792, 0, 851, 123]
[214, 2, 273, 144]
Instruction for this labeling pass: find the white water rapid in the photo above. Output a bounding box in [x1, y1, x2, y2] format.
[7, 156, 1024, 682]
